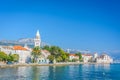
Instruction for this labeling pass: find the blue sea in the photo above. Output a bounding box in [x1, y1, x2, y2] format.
[0, 64, 120, 80]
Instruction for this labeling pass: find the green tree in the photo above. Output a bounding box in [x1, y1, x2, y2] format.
[32, 46, 41, 63]
[42, 45, 50, 51]
[60, 50, 68, 62]
[12, 54, 19, 62]
[47, 55, 54, 62]
[56, 56, 62, 62]
[50, 46, 60, 55]
[7, 53, 14, 62]
[50, 46, 69, 62]
[0, 51, 8, 62]
[0, 52, 19, 63]
[43, 45, 69, 63]
[75, 52, 82, 61]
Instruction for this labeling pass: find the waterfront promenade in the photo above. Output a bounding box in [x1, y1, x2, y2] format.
[0, 62, 112, 68]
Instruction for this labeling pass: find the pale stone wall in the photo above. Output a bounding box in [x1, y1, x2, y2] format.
[96, 54, 113, 63]
[82, 55, 92, 63]
[0, 46, 31, 63]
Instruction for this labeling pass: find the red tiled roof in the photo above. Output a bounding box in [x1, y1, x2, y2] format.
[82, 54, 92, 56]
[13, 46, 28, 51]
[69, 54, 78, 57]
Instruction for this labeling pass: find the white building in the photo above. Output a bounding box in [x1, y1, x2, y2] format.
[0, 45, 31, 63]
[0, 30, 50, 64]
[34, 30, 50, 64]
[93, 53, 113, 63]
[34, 30, 41, 47]
[37, 50, 50, 63]
[69, 54, 79, 61]
[82, 54, 93, 63]
[92, 53, 98, 62]
[96, 54, 113, 63]
[93, 53, 98, 59]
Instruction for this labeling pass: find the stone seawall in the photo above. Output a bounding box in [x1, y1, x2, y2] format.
[0, 62, 112, 68]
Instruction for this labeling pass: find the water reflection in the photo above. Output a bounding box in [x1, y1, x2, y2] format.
[94, 64, 110, 71]
[31, 66, 50, 80]
[67, 65, 82, 80]
[31, 67, 40, 80]
[103, 64, 110, 70]
[7, 66, 50, 80]
[17, 66, 30, 79]
[0, 64, 119, 80]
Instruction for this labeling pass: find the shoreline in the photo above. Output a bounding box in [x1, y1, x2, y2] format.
[0, 62, 113, 68]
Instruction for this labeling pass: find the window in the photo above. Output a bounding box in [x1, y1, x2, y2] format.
[39, 60, 41, 62]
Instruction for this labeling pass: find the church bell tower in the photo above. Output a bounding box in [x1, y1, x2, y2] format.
[34, 30, 41, 47]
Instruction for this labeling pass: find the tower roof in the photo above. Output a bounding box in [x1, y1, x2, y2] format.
[36, 30, 41, 39]
[36, 30, 40, 36]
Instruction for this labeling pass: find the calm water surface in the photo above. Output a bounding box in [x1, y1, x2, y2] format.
[0, 64, 120, 80]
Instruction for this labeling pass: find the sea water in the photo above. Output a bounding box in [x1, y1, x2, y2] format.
[0, 64, 120, 80]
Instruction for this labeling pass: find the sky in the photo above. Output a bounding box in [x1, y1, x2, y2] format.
[0, 0, 120, 54]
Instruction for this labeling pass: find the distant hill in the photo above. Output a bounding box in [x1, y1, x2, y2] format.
[0, 38, 50, 48]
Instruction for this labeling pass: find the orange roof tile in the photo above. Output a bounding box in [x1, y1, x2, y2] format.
[13, 46, 28, 51]
[69, 54, 78, 57]
[69, 54, 75, 56]
[82, 54, 92, 56]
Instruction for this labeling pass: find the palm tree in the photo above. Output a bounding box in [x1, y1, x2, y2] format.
[32, 46, 41, 63]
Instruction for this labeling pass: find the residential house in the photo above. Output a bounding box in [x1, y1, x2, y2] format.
[0, 45, 31, 63]
[69, 54, 79, 61]
[95, 54, 113, 63]
[82, 54, 92, 63]
[37, 50, 50, 64]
